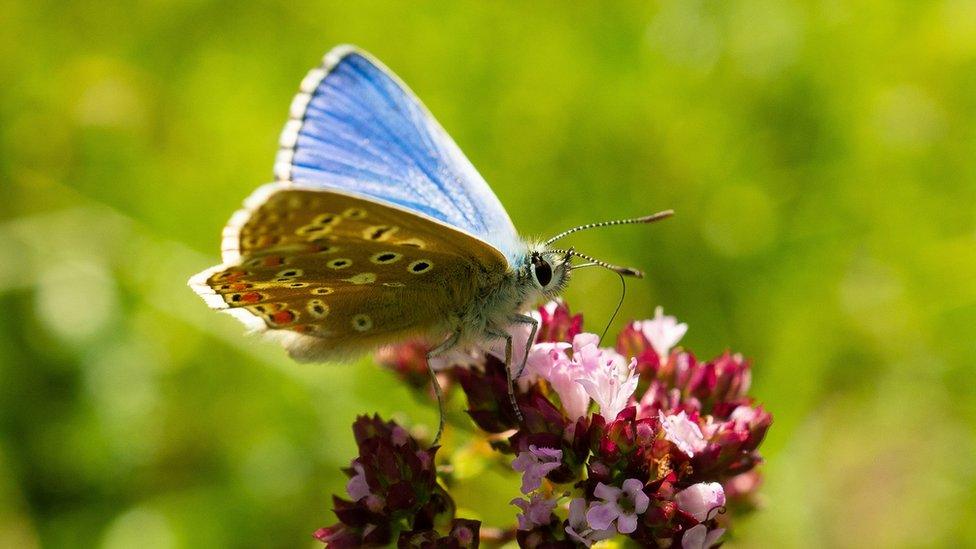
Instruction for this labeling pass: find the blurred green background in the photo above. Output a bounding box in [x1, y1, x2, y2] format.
[2, 1, 974, 547]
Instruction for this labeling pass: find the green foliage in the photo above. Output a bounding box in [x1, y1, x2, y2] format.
[1, 1, 974, 547]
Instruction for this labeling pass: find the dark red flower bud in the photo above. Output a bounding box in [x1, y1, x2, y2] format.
[643, 499, 676, 527]
[536, 300, 583, 343]
[397, 519, 479, 549]
[617, 323, 661, 376]
[449, 518, 482, 548]
[455, 358, 522, 433]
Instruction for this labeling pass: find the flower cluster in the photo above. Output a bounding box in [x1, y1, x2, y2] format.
[319, 302, 771, 548]
[314, 415, 479, 548]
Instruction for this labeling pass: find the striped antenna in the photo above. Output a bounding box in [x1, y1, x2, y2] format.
[551, 249, 645, 278]
[544, 210, 674, 246]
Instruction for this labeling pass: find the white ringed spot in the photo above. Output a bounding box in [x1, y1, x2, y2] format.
[307, 299, 330, 319]
[370, 251, 403, 264]
[326, 258, 352, 270]
[343, 207, 367, 220]
[311, 287, 335, 295]
[311, 242, 340, 254]
[296, 224, 333, 237]
[408, 260, 434, 274]
[275, 269, 303, 279]
[397, 238, 427, 249]
[362, 225, 399, 241]
[351, 314, 373, 332]
[313, 213, 342, 226]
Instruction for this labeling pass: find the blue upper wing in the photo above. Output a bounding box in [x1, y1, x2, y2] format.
[274, 45, 521, 266]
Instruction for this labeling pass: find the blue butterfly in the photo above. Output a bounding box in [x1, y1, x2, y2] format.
[189, 45, 670, 439]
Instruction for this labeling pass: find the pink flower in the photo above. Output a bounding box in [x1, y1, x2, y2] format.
[511, 445, 563, 494]
[675, 482, 726, 522]
[681, 524, 725, 549]
[488, 318, 539, 377]
[547, 368, 592, 419]
[585, 479, 650, 534]
[634, 306, 687, 359]
[725, 470, 762, 500]
[659, 410, 707, 457]
[575, 341, 639, 420]
[730, 404, 760, 425]
[522, 334, 601, 420]
[511, 493, 557, 530]
[345, 463, 370, 501]
[565, 498, 616, 546]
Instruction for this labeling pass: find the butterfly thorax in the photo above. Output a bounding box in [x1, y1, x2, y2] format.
[451, 242, 570, 347]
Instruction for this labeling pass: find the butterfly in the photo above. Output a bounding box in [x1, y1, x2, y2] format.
[188, 45, 671, 440]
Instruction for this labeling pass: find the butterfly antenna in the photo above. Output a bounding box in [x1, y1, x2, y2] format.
[599, 272, 627, 346]
[557, 249, 644, 278]
[544, 209, 674, 246]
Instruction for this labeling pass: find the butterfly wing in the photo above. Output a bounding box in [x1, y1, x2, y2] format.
[189, 183, 508, 362]
[273, 45, 522, 265]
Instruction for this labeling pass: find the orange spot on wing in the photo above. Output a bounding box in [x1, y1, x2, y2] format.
[241, 292, 264, 303]
[213, 270, 247, 282]
[270, 310, 296, 325]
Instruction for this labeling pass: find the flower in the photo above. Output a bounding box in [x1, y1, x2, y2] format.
[539, 346, 592, 419]
[585, 479, 650, 534]
[634, 306, 688, 360]
[511, 445, 563, 494]
[575, 341, 639, 421]
[565, 497, 616, 546]
[659, 410, 707, 457]
[537, 299, 583, 343]
[397, 518, 482, 548]
[511, 493, 557, 530]
[675, 482, 726, 522]
[345, 463, 370, 501]
[488, 317, 539, 377]
[681, 524, 726, 549]
[521, 333, 607, 420]
[359, 301, 772, 548]
[315, 415, 449, 548]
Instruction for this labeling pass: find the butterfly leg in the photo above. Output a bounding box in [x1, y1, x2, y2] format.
[509, 313, 539, 380]
[486, 328, 524, 423]
[426, 330, 461, 446]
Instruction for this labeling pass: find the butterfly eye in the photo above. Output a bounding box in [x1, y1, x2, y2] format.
[531, 254, 553, 288]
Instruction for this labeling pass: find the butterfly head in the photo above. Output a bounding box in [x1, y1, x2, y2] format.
[526, 248, 573, 296]
[518, 209, 676, 299]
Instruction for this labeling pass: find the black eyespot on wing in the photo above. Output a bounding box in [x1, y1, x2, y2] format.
[364, 225, 398, 240]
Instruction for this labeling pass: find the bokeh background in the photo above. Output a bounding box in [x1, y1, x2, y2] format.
[2, 1, 974, 547]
